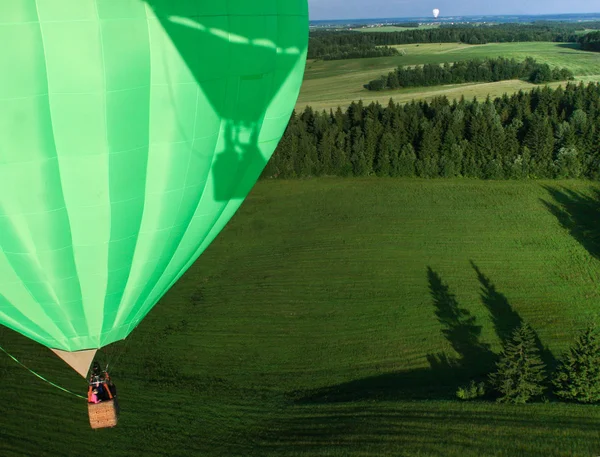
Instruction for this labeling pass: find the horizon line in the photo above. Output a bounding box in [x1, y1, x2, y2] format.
[310, 11, 600, 22]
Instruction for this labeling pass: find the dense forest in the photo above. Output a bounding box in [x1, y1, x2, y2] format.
[580, 31, 600, 52]
[366, 57, 575, 90]
[308, 23, 600, 60]
[315, 43, 399, 61]
[264, 82, 600, 180]
[387, 22, 420, 29]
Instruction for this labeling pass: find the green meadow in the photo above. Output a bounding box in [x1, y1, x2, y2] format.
[297, 42, 600, 111]
[3, 179, 600, 456]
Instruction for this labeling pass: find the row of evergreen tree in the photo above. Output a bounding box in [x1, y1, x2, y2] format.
[580, 31, 600, 52]
[263, 82, 600, 180]
[458, 323, 600, 404]
[316, 43, 399, 61]
[308, 23, 600, 60]
[366, 57, 574, 91]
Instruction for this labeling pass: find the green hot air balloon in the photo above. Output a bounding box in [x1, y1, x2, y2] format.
[0, 0, 308, 377]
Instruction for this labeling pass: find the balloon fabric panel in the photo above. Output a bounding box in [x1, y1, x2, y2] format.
[0, 0, 308, 352]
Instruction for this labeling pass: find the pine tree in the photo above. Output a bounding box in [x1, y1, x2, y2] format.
[555, 121, 576, 151]
[416, 121, 440, 178]
[570, 108, 588, 153]
[440, 143, 463, 178]
[471, 102, 498, 168]
[374, 131, 393, 177]
[276, 123, 299, 178]
[502, 124, 521, 177]
[332, 129, 352, 177]
[317, 129, 335, 176]
[333, 106, 345, 130]
[489, 323, 547, 403]
[462, 142, 481, 178]
[484, 159, 504, 180]
[300, 106, 316, 136]
[387, 71, 400, 89]
[297, 133, 316, 177]
[524, 113, 555, 178]
[364, 116, 381, 176]
[350, 127, 368, 176]
[586, 125, 600, 179]
[553, 325, 600, 403]
[521, 146, 532, 179]
[554, 146, 582, 179]
[397, 143, 416, 177]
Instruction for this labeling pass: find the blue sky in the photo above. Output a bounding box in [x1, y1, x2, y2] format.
[308, 0, 598, 20]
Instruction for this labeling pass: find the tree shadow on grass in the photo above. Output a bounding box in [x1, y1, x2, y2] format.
[555, 43, 582, 51]
[426, 267, 495, 374]
[293, 268, 497, 404]
[471, 261, 556, 372]
[293, 265, 557, 405]
[542, 186, 600, 260]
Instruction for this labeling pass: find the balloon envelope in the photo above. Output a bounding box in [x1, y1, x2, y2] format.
[0, 1, 308, 354]
[433, 8, 440, 18]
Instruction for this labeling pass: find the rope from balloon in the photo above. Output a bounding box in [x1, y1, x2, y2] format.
[0, 345, 86, 400]
[101, 336, 131, 374]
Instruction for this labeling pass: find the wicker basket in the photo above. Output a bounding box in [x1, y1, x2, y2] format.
[88, 399, 119, 429]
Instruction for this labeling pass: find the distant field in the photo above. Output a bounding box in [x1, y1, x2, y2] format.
[298, 77, 568, 112]
[4, 179, 600, 456]
[357, 25, 439, 33]
[297, 42, 600, 111]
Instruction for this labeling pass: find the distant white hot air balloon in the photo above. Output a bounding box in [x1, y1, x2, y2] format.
[433, 8, 440, 19]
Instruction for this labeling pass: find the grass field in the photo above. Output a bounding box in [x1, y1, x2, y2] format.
[3, 179, 600, 456]
[297, 42, 600, 111]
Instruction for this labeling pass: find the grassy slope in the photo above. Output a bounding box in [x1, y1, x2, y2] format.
[297, 42, 600, 111]
[3, 179, 600, 456]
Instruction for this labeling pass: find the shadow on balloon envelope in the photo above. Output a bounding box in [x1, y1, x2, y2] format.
[144, 1, 308, 202]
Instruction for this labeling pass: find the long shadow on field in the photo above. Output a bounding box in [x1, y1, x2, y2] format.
[427, 267, 495, 375]
[471, 261, 556, 371]
[542, 186, 600, 260]
[292, 269, 495, 404]
[258, 403, 600, 455]
[555, 43, 583, 51]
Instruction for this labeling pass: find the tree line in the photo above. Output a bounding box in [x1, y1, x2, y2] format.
[263, 82, 600, 180]
[580, 31, 600, 52]
[458, 322, 600, 404]
[386, 22, 420, 29]
[308, 23, 600, 60]
[366, 57, 575, 91]
[314, 43, 399, 61]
